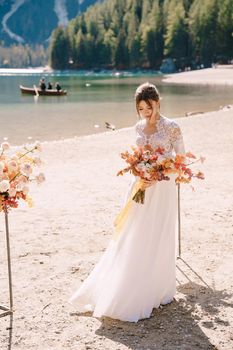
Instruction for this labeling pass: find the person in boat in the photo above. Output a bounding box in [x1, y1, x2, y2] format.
[55, 82, 62, 92]
[39, 77, 46, 91]
[47, 82, 53, 90]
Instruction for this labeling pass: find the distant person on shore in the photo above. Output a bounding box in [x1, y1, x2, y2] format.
[47, 82, 53, 90]
[39, 77, 46, 91]
[55, 82, 62, 92]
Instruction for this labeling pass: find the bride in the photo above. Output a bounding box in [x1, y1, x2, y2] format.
[69, 82, 185, 322]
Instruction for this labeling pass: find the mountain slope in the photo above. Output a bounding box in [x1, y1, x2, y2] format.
[0, 0, 101, 46]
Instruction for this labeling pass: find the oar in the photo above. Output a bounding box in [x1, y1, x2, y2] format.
[33, 84, 39, 102]
[33, 85, 39, 97]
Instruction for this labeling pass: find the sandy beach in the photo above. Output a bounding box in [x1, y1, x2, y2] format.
[163, 66, 233, 86]
[0, 68, 233, 349]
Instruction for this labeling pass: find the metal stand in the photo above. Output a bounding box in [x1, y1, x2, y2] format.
[0, 207, 13, 318]
[177, 183, 181, 258]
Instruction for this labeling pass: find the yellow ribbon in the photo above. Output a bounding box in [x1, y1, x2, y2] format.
[113, 179, 145, 240]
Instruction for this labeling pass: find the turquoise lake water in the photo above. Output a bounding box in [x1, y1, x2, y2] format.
[0, 70, 232, 145]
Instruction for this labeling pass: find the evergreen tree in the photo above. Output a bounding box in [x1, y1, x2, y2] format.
[164, 0, 189, 63]
[114, 29, 129, 68]
[49, 26, 70, 69]
[75, 29, 86, 68]
[189, 0, 218, 66]
[216, 0, 233, 61]
[126, 10, 141, 68]
[102, 29, 117, 67]
[140, 0, 164, 68]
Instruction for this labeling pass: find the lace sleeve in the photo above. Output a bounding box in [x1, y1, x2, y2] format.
[135, 121, 141, 134]
[170, 121, 185, 155]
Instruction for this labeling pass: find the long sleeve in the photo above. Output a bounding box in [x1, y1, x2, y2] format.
[170, 122, 185, 155]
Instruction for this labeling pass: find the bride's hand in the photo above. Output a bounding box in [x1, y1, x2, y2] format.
[148, 101, 160, 125]
[149, 110, 157, 125]
[141, 179, 157, 189]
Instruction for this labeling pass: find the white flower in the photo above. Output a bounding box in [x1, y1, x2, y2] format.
[11, 155, 18, 161]
[157, 155, 166, 162]
[9, 188, 17, 197]
[16, 182, 24, 191]
[22, 186, 29, 195]
[136, 163, 143, 170]
[137, 162, 148, 170]
[34, 156, 42, 166]
[21, 163, 32, 176]
[1, 142, 10, 151]
[0, 161, 4, 173]
[8, 160, 18, 172]
[145, 163, 152, 169]
[0, 180, 10, 193]
[141, 164, 148, 171]
[35, 172, 45, 184]
[17, 175, 27, 184]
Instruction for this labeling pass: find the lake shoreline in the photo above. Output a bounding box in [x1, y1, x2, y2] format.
[163, 66, 233, 85]
[0, 67, 161, 77]
[1, 67, 233, 145]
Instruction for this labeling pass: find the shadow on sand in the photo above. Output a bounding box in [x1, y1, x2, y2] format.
[72, 257, 232, 350]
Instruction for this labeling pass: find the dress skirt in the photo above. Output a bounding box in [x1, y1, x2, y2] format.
[69, 173, 178, 322]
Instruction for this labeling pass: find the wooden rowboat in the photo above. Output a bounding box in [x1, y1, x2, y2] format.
[19, 85, 67, 96]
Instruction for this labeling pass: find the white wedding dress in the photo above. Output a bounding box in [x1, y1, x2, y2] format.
[69, 115, 185, 322]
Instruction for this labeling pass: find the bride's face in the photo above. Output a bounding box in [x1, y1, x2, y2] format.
[137, 100, 160, 121]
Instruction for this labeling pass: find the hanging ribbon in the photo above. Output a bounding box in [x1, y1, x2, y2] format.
[113, 179, 146, 241]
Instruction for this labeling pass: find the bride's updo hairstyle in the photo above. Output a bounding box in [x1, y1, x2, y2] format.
[135, 82, 160, 116]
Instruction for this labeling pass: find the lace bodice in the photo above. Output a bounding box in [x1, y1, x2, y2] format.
[135, 115, 185, 157]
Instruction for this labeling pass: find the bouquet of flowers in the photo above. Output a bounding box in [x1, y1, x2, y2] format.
[117, 145, 205, 204]
[0, 141, 45, 212]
